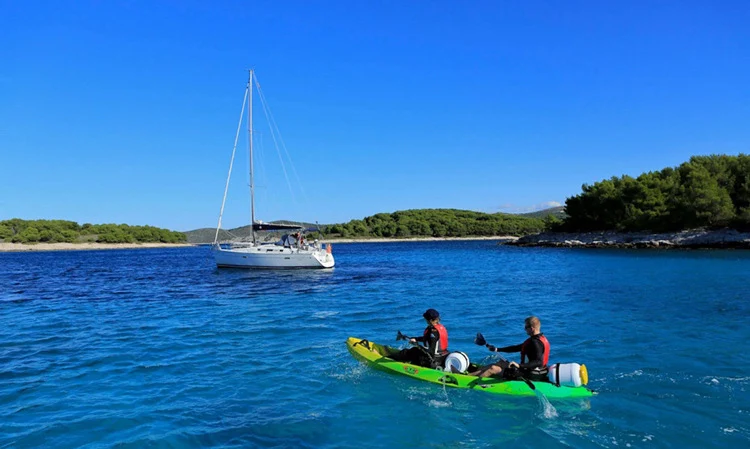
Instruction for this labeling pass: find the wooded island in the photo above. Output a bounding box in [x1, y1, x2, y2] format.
[4, 154, 749, 248]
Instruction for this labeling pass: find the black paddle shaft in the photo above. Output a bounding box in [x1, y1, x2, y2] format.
[395, 331, 436, 364]
[473, 332, 536, 391]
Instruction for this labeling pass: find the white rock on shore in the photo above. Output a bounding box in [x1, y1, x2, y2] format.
[508, 229, 750, 249]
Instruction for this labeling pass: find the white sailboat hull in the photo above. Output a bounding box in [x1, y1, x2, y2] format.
[212, 244, 335, 269]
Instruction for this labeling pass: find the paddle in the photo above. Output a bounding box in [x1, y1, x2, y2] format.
[396, 331, 412, 342]
[396, 331, 435, 364]
[474, 332, 536, 391]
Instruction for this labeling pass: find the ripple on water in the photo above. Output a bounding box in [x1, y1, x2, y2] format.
[1, 245, 750, 448]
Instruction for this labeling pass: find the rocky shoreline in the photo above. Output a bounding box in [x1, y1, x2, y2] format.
[506, 228, 750, 249]
[328, 236, 518, 244]
[6, 231, 748, 251]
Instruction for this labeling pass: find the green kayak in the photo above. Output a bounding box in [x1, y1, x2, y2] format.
[346, 337, 594, 398]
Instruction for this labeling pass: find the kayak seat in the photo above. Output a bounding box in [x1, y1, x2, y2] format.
[352, 339, 372, 350]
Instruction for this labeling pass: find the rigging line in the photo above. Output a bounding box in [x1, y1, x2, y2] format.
[253, 77, 308, 205]
[253, 77, 296, 203]
[253, 131, 269, 218]
[253, 95, 309, 230]
[224, 229, 241, 240]
[268, 107, 309, 203]
[214, 82, 249, 244]
[263, 92, 309, 205]
[260, 92, 309, 203]
[256, 96, 298, 219]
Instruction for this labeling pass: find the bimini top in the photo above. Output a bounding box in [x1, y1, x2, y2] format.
[252, 222, 305, 232]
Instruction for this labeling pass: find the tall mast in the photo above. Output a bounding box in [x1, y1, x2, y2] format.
[248, 69, 256, 244]
[214, 73, 250, 245]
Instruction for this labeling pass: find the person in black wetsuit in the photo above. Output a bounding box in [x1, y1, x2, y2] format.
[392, 308, 449, 369]
[468, 316, 550, 381]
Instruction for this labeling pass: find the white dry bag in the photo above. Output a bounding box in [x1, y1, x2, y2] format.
[548, 363, 589, 387]
[443, 351, 470, 373]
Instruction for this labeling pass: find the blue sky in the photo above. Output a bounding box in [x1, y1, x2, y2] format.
[2, 1, 749, 231]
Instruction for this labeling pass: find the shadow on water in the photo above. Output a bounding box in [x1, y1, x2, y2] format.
[210, 266, 337, 298]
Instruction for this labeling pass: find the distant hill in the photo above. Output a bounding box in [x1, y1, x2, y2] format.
[517, 206, 566, 220]
[183, 228, 234, 244]
[184, 221, 322, 244]
[186, 210, 548, 242]
[1, 219, 186, 244]
[324, 208, 545, 238]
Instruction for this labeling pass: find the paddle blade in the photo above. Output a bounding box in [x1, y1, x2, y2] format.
[474, 332, 487, 346]
[396, 331, 406, 341]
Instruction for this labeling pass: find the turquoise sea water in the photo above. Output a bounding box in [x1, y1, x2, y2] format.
[1, 241, 749, 448]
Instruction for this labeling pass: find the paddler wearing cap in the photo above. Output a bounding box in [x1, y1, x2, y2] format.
[392, 308, 449, 368]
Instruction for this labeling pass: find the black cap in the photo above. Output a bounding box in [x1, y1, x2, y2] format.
[423, 308, 440, 320]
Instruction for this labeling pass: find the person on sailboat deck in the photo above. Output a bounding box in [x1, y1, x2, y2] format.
[468, 316, 550, 381]
[289, 232, 304, 248]
[392, 309, 449, 369]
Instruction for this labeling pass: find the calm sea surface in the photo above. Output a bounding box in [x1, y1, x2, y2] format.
[1, 242, 749, 448]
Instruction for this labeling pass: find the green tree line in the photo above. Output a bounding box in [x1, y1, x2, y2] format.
[325, 209, 545, 238]
[0, 219, 187, 244]
[560, 154, 750, 232]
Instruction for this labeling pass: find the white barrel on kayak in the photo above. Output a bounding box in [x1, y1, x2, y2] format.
[548, 363, 588, 387]
[443, 351, 470, 373]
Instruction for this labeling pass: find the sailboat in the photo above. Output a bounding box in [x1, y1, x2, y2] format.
[211, 70, 335, 269]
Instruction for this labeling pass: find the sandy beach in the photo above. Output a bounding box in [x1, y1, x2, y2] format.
[0, 242, 195, 253]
